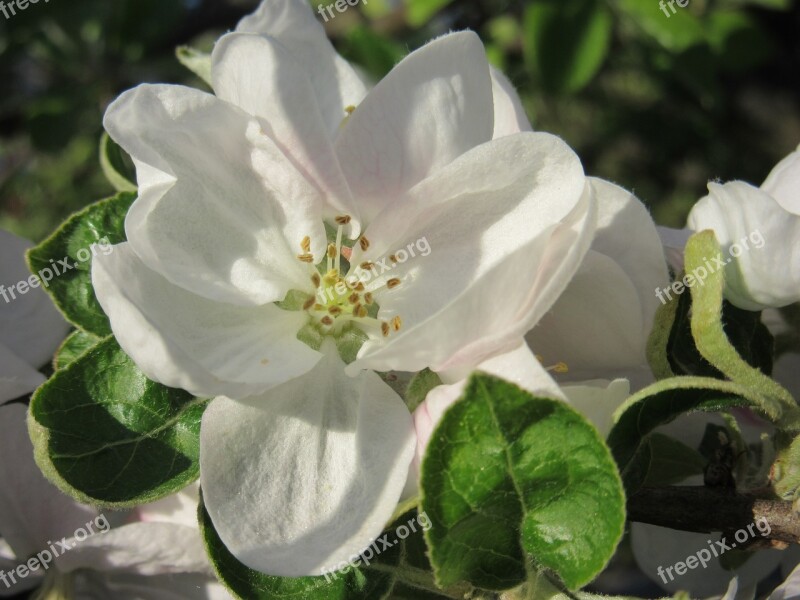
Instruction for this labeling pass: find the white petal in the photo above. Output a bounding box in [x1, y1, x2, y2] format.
[235, 0, 367, 134]
[349, 136, 592, 375]
[74, 571, 231, 600]
[658, 225, 692, 273]
[0, 342, 45, 404]
[92, 243, 321, 399]
[212, 33, 360, 234]
[0, 230, 69, 368]
[490, 66, 532, 138]
[527, 179, 669, 382]
[561, 379, 630, 438]
[771, 561, 800, 599]
[134, 483, 200, 528]
[687, 181, 800, 310]
[56, 522, 211, 577]
[104, 84, 320, 306]
[0, 404, 98, 560]
[762, 144, 800, 215]
[200, 345, 415, 576]
[334, 32, 494, 221]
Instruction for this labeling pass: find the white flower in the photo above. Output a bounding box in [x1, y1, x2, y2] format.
[687, 144, 800, 310]
[0, 403, 230, 599]
[0, 230, 69, 404]
[92, 0, 594, 577]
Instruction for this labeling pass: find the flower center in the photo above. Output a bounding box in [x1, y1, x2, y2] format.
[283, 215, 404, 353]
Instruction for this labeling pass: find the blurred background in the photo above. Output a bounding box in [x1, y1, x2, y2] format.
[1, 0, 798, 596]
[1, 0, 798, 243]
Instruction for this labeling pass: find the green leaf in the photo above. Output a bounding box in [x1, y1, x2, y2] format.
[771, 432, 800, 501]
[684, 231, 791, 407]
[29, 337, 207, 506]
[523, 0, 612, 93]
[405, 0, 454, 27]
[175, 46, 212, 86]
[616, 0, 705, 52]
[420, 374, 625, 591]
[99, 132, 137, 193]
[607, 375, 794, 491]
[706, 11, 774, 72]
[26, 192, 136, 337]
[54, 330, 102, 370]
[198, 494, 400, 600]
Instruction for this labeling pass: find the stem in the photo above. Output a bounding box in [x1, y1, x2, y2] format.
[627, 486, 800, 545]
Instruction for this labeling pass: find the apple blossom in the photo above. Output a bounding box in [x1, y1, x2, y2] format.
[92, 0, 596, 578]
[687, 143, 800, 311]
[0, 230, 69, 404]
[0, 403, 231, 599]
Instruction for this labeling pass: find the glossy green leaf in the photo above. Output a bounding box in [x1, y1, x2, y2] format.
[198, 494, 400, 600]
[99, 132, 137, 193]
[523, 0, 613, 93]
[54, 329, 102, 370]
[26, 192, 135, 337]
[420, 374, 625, 591]
[29, 337, 207, 506]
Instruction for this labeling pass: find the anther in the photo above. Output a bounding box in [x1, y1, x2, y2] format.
[364, 292, 374, 305]
[335, 215, 351, 225]
[357, 305, 368, 318]
[328, 306, 343, 316]
[348, 293, 360, 304]
[311, 273, 321, 288]
[387, 278, 401, 289]
[300, 236, 311, 253]
[327, 243, 337, 259]
[302, 297, 316, 311]
[345, 105, 356, 115]
[390, 255, 398, 263]
[321, 316, 334, 326]
[360, 261, 374, 270]
[381, 322, 390, 337]
[297, 253, 314, 263]
[359, 236, 370, 251]
[391, 316, 402, 332]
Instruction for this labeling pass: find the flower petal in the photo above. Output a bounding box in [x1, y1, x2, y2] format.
[334, 31, 494, 221]
[761, 144, 800, 215]
[0, 230, 69, 368]
[527, 178, 669, 382]
[657, 225, 692, 273]
[92, 243, 321, 399]
[200, 345, 415, 576]
[687, 181, 800, 310]
[212, 33, 361, 234]
[349, 133, 592, 375]
[0, 342, 45, 404]
[235, 0, 367, 134]
[490, 66, 532, 138]
[0, 404, 98, 560]
[561, 379, 630, 438]
[104, 84, 320, 306]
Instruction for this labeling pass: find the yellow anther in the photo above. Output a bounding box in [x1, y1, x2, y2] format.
[357, 305, 368, 318]
[348, 293, 360, 304]
[359, 236, 370, 251]
[360, 261, 374, 270]
[328, 306, 343, 316]
[335, 215, 352, 225]
[297, 253, 314, 263]
[552, 362, 569, 374]
[327, 243, 337, 260]
[311, 273, 321, 288]
[302, 297, 316, 311]
[345, 105, 356, 115]
[387, 278, 401, 289]
[390, 254, 398, 263]
[381, 321, 390, 337]
[364, 292, 374, 305]
[300, 236, 311, 253]
[321, 316, 334, 326]
[391, 316, 402, 332]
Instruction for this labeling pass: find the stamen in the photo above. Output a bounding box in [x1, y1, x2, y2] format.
[297, 253, 314, 263]
[345, 105, 356, 115]
[300, 236, 311, 253]
[391, 316, 402, 332]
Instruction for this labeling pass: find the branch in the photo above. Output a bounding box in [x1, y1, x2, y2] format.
[627, 486, 800, 547]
